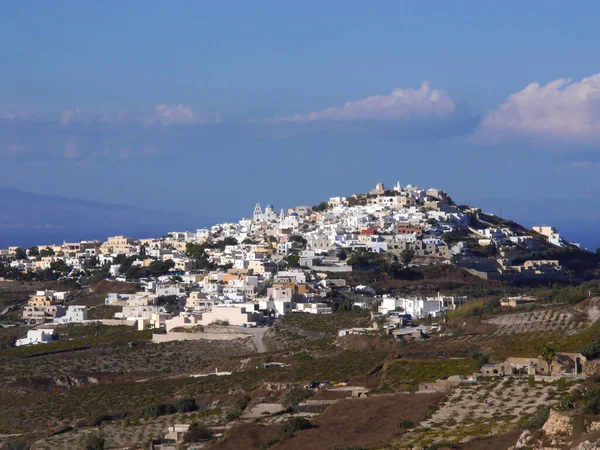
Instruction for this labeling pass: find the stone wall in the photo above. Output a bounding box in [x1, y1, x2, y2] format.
[152, 331, 251, 343]
[542, 409, 573, 437]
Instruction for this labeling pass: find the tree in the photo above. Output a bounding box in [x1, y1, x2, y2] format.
[313, 201, 328, 212]
[40, 247, 55, 257]
[288, 235, 307, 246]
[285, 254, 300, 268]
[13, 247, 27, 260]
[50, 259, 70, 274]
[148, 259, 175, 276]
[542, 344, 557, 373]
[84, 433, 105, 450]
[175, 397, 198, 413]
[400, 249, 415, 269]
[183, 423, 212, 443]
[28, 246, 39, 257]
[336, 248, 348, 261]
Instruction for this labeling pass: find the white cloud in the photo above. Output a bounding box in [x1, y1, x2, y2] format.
[150, 104, 221, 125]
[269, 81, 458, 123]
[2, 105, 221, 127]
[477, 73, 600, 143]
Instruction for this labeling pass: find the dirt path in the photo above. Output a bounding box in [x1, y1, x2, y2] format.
[243, 326, 268, 353]
[587, 297, 600, 324]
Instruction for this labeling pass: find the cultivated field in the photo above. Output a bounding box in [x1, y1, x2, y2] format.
[0, 337, 255, 379]
[32, 408, 224, 450]
[210, 392, 444, 450]
[397, 377, 577, 448]
[484, 309, 585, 336]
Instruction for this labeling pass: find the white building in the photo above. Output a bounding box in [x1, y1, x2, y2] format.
[54, 305, 88, 324]
[294, 302, 332, 314]
[378, 295, 442, 318]
[15, 328, 58, 347]
[105, 293, 132, 306]
[156, 283, 184, 297]
[258, 299, 293, 317]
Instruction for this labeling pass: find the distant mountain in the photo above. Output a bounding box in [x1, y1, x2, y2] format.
[0, 187, 215, 247]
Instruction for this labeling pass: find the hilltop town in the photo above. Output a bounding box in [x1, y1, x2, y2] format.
[2, 183, 600, 450]
[0, 182, 586, 330]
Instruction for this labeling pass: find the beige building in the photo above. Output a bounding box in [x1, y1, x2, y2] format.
[199, 305, 263, 326]
[479, 353, 586, 377]
[169, 241, 188, 252]
[165, 424, 190, 443]
[498, 259, 563, 278]
[532, 226, 557, 238]
[101, 235, 135, 254]
[165, 313, 202, 332]
[186, 291, 215, 311]
[23, 305, 64, 324]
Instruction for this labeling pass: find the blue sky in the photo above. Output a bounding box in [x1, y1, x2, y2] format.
[2, 1, 600, 246]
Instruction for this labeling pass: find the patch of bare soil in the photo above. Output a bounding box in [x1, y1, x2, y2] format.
[208, 422, 280, 450]
[275, 393, 444, 450]
[454, 430, 523, 450]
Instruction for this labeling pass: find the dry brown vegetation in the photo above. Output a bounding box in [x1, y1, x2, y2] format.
[340, 264, 506, 295]
[0, 337, 255, 379]
[210, 393, 443, 450]
[5, 278, 600, 449]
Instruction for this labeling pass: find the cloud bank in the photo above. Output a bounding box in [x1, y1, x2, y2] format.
[269, 81, 458, 123]
[149, 104, 221, 125]
[1, 105, 222, 127]
[476, 73, 600, 143]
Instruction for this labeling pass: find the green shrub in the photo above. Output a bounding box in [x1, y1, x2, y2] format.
[292, 351, 313, 361]
[554, 399, 575, 411]
[475, 352, 490, 368]
[424, 441, 457, 450]
[84, 432, 105, 450]
[280, 416, 313, 436]
[584, 389, 600, 414]
[140, 403, 176, 418]
[175, 397, 198, 413]
[567, 388, 583, 403]
[283, 387, 313, 408]
[261, 438, 281, 450]
[261, 417, 313, 449]
[225, 409, 241, 422]
[581, 338, 600, 359]
[183, 423, 212, 443]
[234, 394, 251, 412]
[520, 405, 549, 429]
[90, 414, 112, 426]
[397, 419, 413, 429]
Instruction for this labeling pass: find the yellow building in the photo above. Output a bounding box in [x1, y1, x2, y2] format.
[28, 293, 55, 307]
[272, 276, 308, 295]
[100, 235, 134, 254]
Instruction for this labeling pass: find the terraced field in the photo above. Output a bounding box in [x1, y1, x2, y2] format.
[485, 309, 585, 336]
[397, 377, 577, 449]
